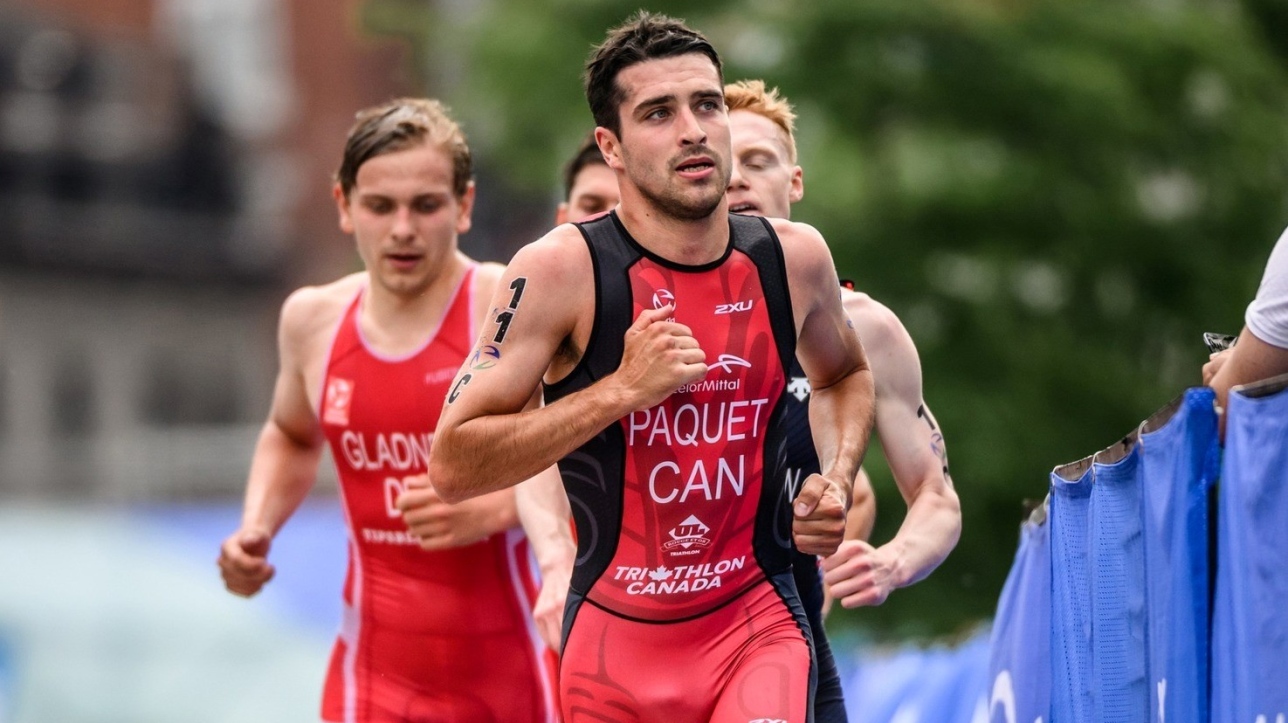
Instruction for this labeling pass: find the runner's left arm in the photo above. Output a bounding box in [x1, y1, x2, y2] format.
[778, 221, 877, 557]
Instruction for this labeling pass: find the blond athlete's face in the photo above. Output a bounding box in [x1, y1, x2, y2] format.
[333, 142, 473, 299]
[557, 163, 620, 225]
[726, 109, 802, 221]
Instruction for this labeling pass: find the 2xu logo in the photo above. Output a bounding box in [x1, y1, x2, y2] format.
[715, 299, 754, 315]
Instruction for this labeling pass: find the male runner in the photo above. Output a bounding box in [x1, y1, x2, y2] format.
[430, 13, 876, 722]
[724, 79, 961, 607]
[217, 98, 567, 722]
[555, 133, 617, 226]
[554, 122, 879, 721]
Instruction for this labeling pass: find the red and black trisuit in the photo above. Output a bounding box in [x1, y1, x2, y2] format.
[546, 212, 818, 723]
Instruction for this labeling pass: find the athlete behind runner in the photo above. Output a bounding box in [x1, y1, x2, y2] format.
[724, 76, 962, 613]
[216, 98, 569, 722]
[555, 133, 617, 225]
[430, 13, 876, 723]
[555, 121, 878, 721]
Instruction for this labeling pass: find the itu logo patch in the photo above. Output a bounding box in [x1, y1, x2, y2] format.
[470, 344, 501, 370]
[323, 377, 354, 426]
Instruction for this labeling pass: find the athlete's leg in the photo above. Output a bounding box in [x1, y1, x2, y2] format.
[794, 554, 847, 722]
[709, 582, 812, 723]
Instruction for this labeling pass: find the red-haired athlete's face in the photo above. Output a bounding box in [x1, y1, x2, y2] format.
[727, 109, 802, 221]
[598, 53, 730, 222]
[333, 143, 473, 299]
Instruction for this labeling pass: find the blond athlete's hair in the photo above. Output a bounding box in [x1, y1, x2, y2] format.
[335, 97, 472, 199]
[723, 79, 798, 163]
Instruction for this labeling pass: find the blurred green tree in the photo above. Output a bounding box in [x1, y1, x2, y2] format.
[374, 0, 1288, 639]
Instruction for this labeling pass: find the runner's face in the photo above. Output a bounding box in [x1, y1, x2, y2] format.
[334, 143, 473, 298]
[726, 110, 801, 220]
[559, 163, 620, 224]
[605, 54, 730, 221]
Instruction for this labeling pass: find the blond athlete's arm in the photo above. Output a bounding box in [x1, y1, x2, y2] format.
[517, 462, 575, 651]
[823, 294, 961, 608]
[396, 263, 521, 548]
[219, 287, 334, 597]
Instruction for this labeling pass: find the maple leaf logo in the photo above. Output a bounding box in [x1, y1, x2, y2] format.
[647, 566, 672, 581]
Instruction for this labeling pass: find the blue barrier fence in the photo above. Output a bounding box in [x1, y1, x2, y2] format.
[989, 374, 1288, 723]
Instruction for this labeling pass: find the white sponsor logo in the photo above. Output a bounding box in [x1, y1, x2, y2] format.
[360, 527, 421, 546]
[662, 515, 712, 555]
[708, 353, 752, 374]
[614, 557, 745, 595]
[788, 376, 811, 402]
[990, 670, 1045, 723]
[715, 299, 754, 315]
[652, 288, 675, 309]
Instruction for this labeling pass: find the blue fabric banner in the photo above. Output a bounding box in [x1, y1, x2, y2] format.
[1212, 377, 1288, 723]
[1050, 458, 1095, 723]
[1139, 388, 1219, 723]
[1089, 439, 1148, 723]
[987, 507, 1051, 723]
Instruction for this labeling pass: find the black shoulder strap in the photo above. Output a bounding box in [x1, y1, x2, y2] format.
[544, 212, 640, 401]
[730, 214, 797, 378]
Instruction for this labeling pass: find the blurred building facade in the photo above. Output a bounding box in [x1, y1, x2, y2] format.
[0, 0, 416, 499]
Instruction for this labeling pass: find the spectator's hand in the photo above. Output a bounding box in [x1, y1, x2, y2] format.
[219, 527, 275, 597]
[792, 473, 848, 556]
[1203, 349, 1233, 386]
[396, 474, 508, 550]
[823, 540, 899, 608]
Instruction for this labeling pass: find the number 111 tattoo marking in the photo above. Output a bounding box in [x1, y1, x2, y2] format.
[492, 277, 526, 344]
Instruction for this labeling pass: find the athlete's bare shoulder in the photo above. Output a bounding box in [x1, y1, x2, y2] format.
[506, 225, 594, 307]
[278, 272, 365, 361]
[765, 218, 843, 328]
[766, 217, 834, 278]
[842, 290, 905, 350]
[501, 224, 595, 371]
[520, 223, 593, 269]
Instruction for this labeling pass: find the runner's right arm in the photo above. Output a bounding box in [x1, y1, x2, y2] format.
[429, 228, 707, 503]
[219, 290, 328, 597]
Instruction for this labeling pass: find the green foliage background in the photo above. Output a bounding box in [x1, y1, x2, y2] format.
[367, 0, 1288, 640]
